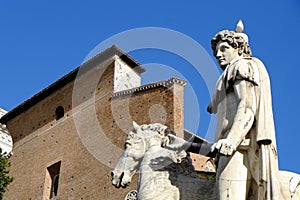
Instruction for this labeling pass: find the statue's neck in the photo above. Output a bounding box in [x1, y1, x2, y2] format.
[221, 56, 250, 71]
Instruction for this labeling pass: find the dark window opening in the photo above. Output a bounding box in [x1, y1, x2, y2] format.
[55, 106, 64, 120]
[48, 161, 61, 199]
[52, 174, 59, 197]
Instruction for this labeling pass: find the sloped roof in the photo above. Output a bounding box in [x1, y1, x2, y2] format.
[0, 45, 146, 124]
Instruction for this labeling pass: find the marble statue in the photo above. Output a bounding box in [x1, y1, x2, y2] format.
[111, 122, 216, 200]
[165, 20, 300, 199]
[209, 19, 280, 199]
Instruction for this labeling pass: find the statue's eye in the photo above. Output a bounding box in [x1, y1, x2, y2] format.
[220, 46, 227, 52]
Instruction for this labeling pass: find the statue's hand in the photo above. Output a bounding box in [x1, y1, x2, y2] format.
[165, 134, 190, 151]
[211, 139, 236, 156]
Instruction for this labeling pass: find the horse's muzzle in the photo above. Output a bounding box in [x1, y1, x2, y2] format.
[111, 171, 121, 188]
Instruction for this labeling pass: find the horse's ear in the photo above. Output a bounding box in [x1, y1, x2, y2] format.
[132, 121, 139, 130]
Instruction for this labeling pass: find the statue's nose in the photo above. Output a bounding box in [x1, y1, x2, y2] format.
[216, 49, 223, 58]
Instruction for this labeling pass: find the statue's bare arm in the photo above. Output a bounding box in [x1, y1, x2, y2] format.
[211, 79, 256, 156]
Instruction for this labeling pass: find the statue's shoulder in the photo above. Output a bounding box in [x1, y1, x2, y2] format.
[229, 57, 260, 85]
[232, 57, 258, 68]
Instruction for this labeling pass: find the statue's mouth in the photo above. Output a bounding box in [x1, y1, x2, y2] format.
[218, 58, 225, 63]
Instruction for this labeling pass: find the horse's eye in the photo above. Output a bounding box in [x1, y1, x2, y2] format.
[124, 142, 131, 149]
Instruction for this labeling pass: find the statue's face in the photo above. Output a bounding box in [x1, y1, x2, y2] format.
[215, 41, 241, 69]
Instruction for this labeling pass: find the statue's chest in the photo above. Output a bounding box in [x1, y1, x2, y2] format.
[218, 88, 238, 118]
[216, 88, 238, 135]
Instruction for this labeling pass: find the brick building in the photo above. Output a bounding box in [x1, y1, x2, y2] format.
[0, 45, 213, 200]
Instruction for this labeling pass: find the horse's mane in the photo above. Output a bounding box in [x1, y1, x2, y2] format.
[130, 123, 170, 147]
[140, 123, 167, 134]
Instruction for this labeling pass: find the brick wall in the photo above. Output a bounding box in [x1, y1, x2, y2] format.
[4, 55, 186, 200]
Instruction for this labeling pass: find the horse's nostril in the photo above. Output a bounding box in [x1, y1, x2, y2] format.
[111, 171, 115, 177]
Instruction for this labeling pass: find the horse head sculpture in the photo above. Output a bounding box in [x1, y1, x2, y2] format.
[111, 121, 178, 187]
[111, 122, 187, 190]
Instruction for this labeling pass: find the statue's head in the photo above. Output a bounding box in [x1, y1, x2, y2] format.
[211, 20, 252, 69]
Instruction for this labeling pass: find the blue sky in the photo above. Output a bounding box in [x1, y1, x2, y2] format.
[0, 1, 299, 173]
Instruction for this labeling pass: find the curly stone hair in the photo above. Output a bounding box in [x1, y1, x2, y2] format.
[211, 30, 252, 57]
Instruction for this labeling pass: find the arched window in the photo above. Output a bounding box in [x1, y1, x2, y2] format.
[47, 161, 61, 199]
[55, 106, 64, 120]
